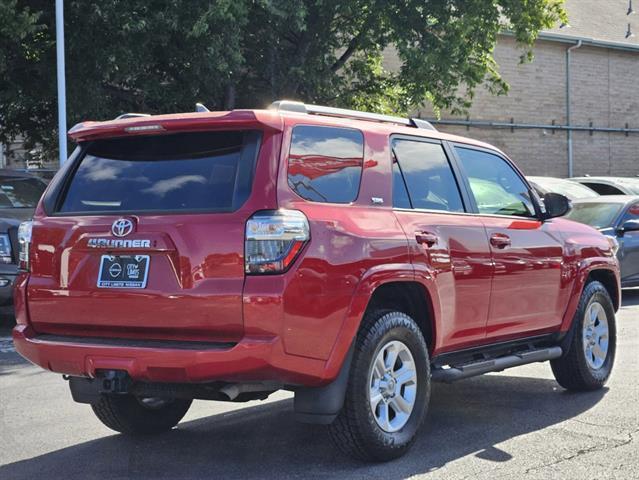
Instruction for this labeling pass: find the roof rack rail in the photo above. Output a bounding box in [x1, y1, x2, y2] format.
[115, 113, 151, 120]
[268, 100, 436, 131]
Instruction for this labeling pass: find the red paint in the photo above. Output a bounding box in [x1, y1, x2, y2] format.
[479, 216, 568, 339]
[13, 109, 621, 387]
[392, 210, 493, 351]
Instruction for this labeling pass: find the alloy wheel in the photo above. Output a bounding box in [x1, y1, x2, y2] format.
[583, 301, 609, 370]
[368, 340, 418, 432]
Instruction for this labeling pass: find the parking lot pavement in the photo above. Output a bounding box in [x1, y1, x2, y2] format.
[1, 296, 637, 480]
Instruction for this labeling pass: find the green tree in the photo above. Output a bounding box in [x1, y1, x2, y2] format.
[0, 0, 566, 158]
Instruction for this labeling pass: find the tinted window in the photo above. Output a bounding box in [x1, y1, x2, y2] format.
[392, 140, 463, 212]
[59, 131, 261, 214]
[392, 160, 411, 208]
[288, 126, 363, 203]
[0, 176, 46, 208]
[456, 147, 535, 217]
[582, 183, 624, 196]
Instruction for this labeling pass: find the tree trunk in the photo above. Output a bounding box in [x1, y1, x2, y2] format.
[224, 83, 236, 110]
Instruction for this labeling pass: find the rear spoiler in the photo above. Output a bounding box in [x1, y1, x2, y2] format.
[68, 109, 283, 142]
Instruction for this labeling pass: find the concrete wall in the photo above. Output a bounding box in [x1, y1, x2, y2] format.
[412, 35, 639, 178]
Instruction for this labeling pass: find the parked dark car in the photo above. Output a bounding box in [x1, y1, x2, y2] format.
[565, 195, 639, 288]
[14, 168, 58, 184]
[571, 176, 639, 195]
[0, 170, 47, 315]
[527, 176, 599, 201]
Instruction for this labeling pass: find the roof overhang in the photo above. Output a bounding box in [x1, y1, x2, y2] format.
[501, 30, 639, 53]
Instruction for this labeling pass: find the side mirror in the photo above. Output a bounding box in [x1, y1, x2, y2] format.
[542, 192, 571, 219]
[616, 219, 639, 236]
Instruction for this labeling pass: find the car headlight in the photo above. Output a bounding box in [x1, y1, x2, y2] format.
[0, 234, 12, 264]
[604, 235, 619, 256]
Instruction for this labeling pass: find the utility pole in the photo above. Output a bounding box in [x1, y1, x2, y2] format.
[56, 0, 67, 166]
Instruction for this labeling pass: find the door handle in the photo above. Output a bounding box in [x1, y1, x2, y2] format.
[490, 233, 511, 249]
[415, 231, 438, 247]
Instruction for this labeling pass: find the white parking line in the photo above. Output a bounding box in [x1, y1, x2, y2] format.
[0, 336, 15, 353]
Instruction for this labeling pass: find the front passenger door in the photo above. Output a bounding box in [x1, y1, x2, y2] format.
[454, 146, 567, 340]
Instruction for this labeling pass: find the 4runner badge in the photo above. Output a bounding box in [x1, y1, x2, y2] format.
[87, 238, 151, 249]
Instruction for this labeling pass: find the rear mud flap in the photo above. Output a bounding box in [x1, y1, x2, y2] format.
[293, 342, 354, 425]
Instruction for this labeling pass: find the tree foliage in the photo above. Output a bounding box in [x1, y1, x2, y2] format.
[0, 0, 566, 158]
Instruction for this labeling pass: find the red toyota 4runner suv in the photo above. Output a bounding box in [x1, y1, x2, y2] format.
[13, 101, 619, 461]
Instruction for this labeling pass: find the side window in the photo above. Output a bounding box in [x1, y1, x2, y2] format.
[455, 147, 536, 217]
[392, 139, 464, 212]
[583, 183, 624, 195]
[288, 126, 364, 203]
[392, 159, 411, 209]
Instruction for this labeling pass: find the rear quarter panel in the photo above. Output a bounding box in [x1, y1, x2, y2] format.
[253, 118, 412, 364]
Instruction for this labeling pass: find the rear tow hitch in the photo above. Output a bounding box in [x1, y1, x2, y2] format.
[97, 370, 131, 394]
[67, 370, 132, 404]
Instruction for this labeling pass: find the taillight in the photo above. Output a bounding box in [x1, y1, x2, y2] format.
[245, 209, 310, 274]
[17, 221, 32, 271]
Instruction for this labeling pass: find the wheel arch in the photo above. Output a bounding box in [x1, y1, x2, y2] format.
[587, 269, 620, 312]
[561, 262, 620, 332]
[294, 271, 439, 424]
[362, 281, 437, 353]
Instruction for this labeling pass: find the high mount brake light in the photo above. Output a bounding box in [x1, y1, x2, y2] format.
[18, 221, 33, 271]
[124, 125, 165, 133]
[245, 210, 310, 274]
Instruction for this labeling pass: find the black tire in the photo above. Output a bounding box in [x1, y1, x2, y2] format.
[91, 394, 192, 435]
[328, 310, 430, 462]
[551, 280, 616, 391]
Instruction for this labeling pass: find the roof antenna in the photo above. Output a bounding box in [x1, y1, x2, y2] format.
[195, 102, 210, 113]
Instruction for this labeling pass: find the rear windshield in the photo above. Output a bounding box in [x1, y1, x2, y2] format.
[0, 176, 46, 208]
[564, 202, 624, 229]
[58, 131, 261, 214]
[531, 178, 598, 199]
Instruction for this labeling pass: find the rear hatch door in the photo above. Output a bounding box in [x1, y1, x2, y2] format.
[28, 123, 278, 343]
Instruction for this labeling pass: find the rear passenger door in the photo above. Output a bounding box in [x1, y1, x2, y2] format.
[453, 145, 566, 339]
[392, 137, 493, 352]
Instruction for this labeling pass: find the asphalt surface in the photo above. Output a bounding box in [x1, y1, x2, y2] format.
[1, 294, 638, 480]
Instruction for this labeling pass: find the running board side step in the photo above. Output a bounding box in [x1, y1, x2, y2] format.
[431, 346, 563, 383]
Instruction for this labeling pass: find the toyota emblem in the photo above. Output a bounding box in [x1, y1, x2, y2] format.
[111, 218, 134, 237]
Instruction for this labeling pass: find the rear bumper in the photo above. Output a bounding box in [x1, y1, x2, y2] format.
[12, 324, 328, 386]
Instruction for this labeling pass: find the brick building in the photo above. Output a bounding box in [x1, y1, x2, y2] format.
[414, 0, 639, 177]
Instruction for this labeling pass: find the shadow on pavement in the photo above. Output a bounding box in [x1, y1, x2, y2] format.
[620, 288, 639, 308]
[0, 374, 607, 480]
